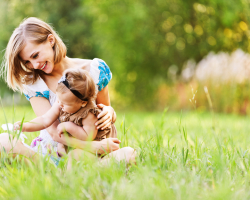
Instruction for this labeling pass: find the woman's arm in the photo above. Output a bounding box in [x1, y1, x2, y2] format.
[96, 85, 110, 106]
[58, 135, 121, 154]
[57, 112, 98, 140]
[29, 97, 119, 153]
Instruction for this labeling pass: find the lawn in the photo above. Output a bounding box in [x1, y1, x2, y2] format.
[0, 106, 250, 199]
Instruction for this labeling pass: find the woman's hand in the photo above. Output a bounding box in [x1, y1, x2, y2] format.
[93, 138, 121, 154]
[96, 104, 116, 130]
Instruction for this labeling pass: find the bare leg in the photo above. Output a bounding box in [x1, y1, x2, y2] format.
[100, 147, 137, 166]
[67, 149, 97, 170]
[67, 147, 136, 170]
[0, 133, 41, 164]
[57, 143, 67, 157]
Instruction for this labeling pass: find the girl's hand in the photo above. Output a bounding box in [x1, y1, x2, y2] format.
[94, 138, 121, 154]
[57, 123, 66, 138]
[14, 121, 21, 131]
[96, 104, 114, 130]
[57, 122, 72, 138]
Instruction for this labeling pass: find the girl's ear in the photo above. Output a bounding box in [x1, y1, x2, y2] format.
[81, 101, 88, 107]
[47, 34, 55, 47]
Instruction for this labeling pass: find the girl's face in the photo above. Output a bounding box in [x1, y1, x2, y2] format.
[19, 35, 55, 74]
[56, 90, 86, 114]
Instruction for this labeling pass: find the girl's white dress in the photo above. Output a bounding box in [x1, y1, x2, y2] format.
[22, 58, 112, 155]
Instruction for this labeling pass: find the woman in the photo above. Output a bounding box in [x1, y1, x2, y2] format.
[0, 17, 135, 166]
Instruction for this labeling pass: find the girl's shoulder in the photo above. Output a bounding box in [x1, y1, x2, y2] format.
[60, 102, 98, 126]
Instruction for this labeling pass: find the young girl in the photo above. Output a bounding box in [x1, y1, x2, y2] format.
[14, 68, 117, 156]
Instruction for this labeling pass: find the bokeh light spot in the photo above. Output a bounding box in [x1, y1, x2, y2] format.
[207, 36, 216, 46]
[176, 38, 186, 50]
[184, 24, 193, 33]
[224, 28, 233, 38]
[194, 25, 203, 35]
[193, 3, 207, 13]
[239, 21, 248, 31]
[166, 32, 176, 45]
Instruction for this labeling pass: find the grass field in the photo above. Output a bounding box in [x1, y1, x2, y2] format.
[1, 106, 250, 199]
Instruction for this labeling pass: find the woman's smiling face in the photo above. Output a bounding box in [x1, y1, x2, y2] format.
[19, 34, 55, 74]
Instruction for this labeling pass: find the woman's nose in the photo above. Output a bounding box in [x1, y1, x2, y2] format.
[31, 61, 40, 69]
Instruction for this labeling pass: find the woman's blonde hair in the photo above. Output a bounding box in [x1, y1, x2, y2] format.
[56, 68, 97, 103]
[1, 17, 67, 91]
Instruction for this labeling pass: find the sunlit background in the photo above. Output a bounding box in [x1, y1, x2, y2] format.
[1, 0, 250, 114]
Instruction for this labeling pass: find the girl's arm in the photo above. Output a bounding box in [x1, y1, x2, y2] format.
[27, 97, 120, 153]
[57, 112, 98, 140]
[30, 97, 60, 138]
[15, 101, 60, 132]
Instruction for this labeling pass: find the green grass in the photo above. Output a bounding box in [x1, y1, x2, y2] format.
[1, 106, 250, 199]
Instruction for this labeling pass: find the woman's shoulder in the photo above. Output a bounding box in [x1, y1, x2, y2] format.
[72, 58, 92, 70]
[89, 58, 112, 91]
[72, 57, 112, 91]
[23, 76, 50, 101]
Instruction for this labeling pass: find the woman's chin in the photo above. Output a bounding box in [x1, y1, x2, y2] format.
[43, 68, 53, 74]
[42, 63, 54, 74]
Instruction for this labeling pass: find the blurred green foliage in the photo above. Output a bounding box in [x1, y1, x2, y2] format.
[0, 0, 250, 109]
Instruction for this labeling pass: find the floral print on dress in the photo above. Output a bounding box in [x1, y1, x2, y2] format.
[24, 90, 50, 101]
[31, 137, 43, 148]
[97, 61, 112, 91]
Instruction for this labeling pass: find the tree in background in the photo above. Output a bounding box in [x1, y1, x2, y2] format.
[0, 0, 250, 110]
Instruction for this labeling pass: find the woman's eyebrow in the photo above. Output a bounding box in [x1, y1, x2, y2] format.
[30, 51, 38, 58]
